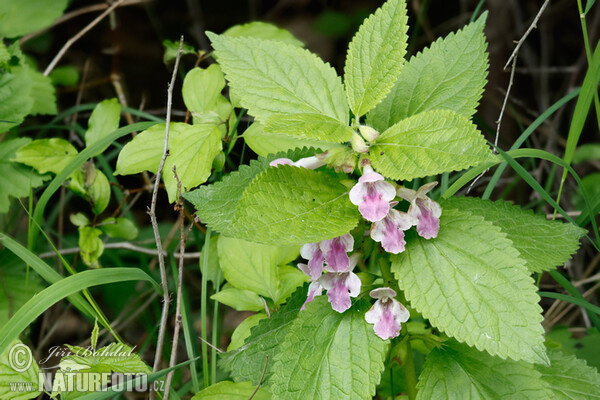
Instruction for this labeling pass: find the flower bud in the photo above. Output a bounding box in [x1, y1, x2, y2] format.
[351, 132, 369, 153]
[359, 125, 379, 142]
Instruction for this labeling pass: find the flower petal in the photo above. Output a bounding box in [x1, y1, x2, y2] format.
[371, 210, 410, 254]
[369, 287, 397, 299]
[295, 156, 325, 170]
[416, 199, 440, 239]
[321, 234, 354, 272]
[301, 281, 323, 311]
[269, 158, 294, 167]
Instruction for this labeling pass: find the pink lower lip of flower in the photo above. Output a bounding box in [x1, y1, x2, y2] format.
[365, 288, 410, 340]
[321, 233, 354, 272]
[349, 170, 396, 222]
[370, 209, 412, 254]
[320, 271, 362, 313]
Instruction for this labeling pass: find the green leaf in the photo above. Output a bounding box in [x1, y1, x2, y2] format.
[224, 21, 303, 47]
[370, 109, 493, 180]
[0, 139, 47, 213]
[14, 138, 78, 175]
[162, 39, 197, 63]
[230, 165, 360, 244]
[26, 69, 56, 115]
[536, 350, 600, 399]
[182, 65, 226, 116]
[211, 288, 265, 312]
[547, 327, 600, 371]
[416, 341, 550, 400]
[219, 285, 306, 384]
[201, 234, 223, 285]
[78, 227, 104, 268]
[115, 123, 171, 175]
[264, 113, 354, 143]
[87, 169, 110, 215]
[243, 122, 336, 157]
[344, 0, 408, 117]
[0, 0, 68, 38]
[227, 314, 267, 351]
[49, 65, 80, 87]
[443, 197, 586, 273]
[392, 208, 548, 364]
[574, 143, 600, 164]
[270, 297, 387, 399]
[99, 217, 138, 240]
[207, 32, 348, 124]
[192, 381, 271, 400]
[368, 13, 488, 131]
[85, 98, 122, 156]
[0, 253, 43, 326]
[0, 340, 42, 400]
[217, 236, 302, 303]
[0, 65, 33, 132]
[91, 320, 99, 350]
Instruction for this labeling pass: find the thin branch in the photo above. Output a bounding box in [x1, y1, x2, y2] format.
[37, 243, 201, 259]
[149, 36, 184, 391]
[198, 336, 224, 354]
[249, 355, 269, 400]
[504, 0, 551, 70]
[43, 0, 127, 76]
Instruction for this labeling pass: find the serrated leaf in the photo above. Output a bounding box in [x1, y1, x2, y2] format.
[370, 109, 493, 180]
[78, 227, 104, 268]
[0, 0, 68, 38]
[416, 341, 550, 399]
[0, 340, 42, 400]
[0, 139, 47, 213]
[392, 208, 548, 364]
[264, 113, 354, 143]
[182, 65, 225, 116]
[243, 122, 336, 157]
[227, 313, 267, 351]
[270, 297, 387, 399]
[211, 288, 265, 312]
[368, 13, 488, 131]
[0, 252, 43, 326]
[536, 350, 600, 399]
[344, 0, 408, 117]
[13, 138, 78, 175]
[443, 197, 586, 273]
[99, 217, 138, 240]
[192, 381, 271, 400]
[85, 98, 121, 156]
[547, 327, 600, 371]
[0, 66, 33, 133]
[217, 236, 301, 303]
[207, 32, 348, 124]
[27, 69, 56, 115]
[230, 165, 360, 244]
[219, 285, 306, 384]
[224, 21, 303, 47]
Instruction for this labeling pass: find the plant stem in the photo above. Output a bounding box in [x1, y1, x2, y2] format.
[379, 257, 400, 294]
[403, 334, 418, 400]
[576, 0, 600, 132]
[211, 269, 222, 384]
[200, 229, 211, 388]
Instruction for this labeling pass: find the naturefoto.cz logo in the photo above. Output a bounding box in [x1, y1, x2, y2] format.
[7, 342, 163, 394]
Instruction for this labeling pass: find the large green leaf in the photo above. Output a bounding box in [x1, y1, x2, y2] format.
[0, 139, 47, 213]
[192, 381, 271, 400]
[0, 0, 68, 38]
[219, 286, 306, 384]
[230, 165, 360, 244]
[416, 341, 550, 399]
[243, 122, 335, 157]
[370, 109, 493, 180]
[536, 351, 600, 399]
[224, 21, 303, 47]
[270, 297, 387, 399]
[27, 69, 57, 115]
[85, 98, 121, 156]
[392, 208, 548, 364]
[182, 65, 226, 116]
[0, 65, 33, 133]
[211, 287, 265, 312]
[344, 0, 408, 117]
[207, 32, 348, 124]
[264, 113, 354, 143]
[0, 340, 41, 399]
[227, 314, 267, 351]
[13, 138, 78, 175]
[443, 197, 586, 273]
[368, 13, 488, 131]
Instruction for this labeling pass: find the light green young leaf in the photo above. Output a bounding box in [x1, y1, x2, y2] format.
[162, 39, 197, 64]
[392, 208, 548, 365]
[91, 320, 99, 350]
[0, 340, 42, 400]
[227, 313, 267, 351]
[78, 227, 104, 268]
[191, 381, 271, 400]
[416, 341, 550, 400]
[69, 213, 90, 227]
[0, 66, 33, 133]
[368, 13, 488, 131]
[344, 0, 408, 117]
[230, 165, 360, 244]
[219, 285, 306, 384]
[211, 287, 265, 312]
[49, 65, 80, 87]
[201, 234, 224, 285]
[13, 138, 78, 175]
[85, 98, 121, 156]
[207, 32, 348, 124]
[443, 197, 586, 273]
[224, 21, 303, 47]
[277, 266, 310, 304]
[270, 297, 387, 399]
[537, 350, 600, 399]
[87, 169, 110, 215]
[0, 0, 68, 38]
[26, 69, 56, 115]
[243, 122, 335, 157]
[115, 123, 174, 175]
[263, 113, 355, 143]
[0, 253, 43, 326]
[99, 217, 138, 240]
[370, 109, 493, 180]
[0, 139, 47, 213]
[217, 236, 300, 303]
[182, 65, 225, 116]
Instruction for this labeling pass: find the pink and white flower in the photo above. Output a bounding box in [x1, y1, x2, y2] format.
[300, 233, 354, 277]
[370, 206, 413, 254]
[397, 182, 442, 239]
[349, 166, 396, 222]
[320, 254, 362, 313]
[365, 287, 410, 340]
[269, 156, 325, 169]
